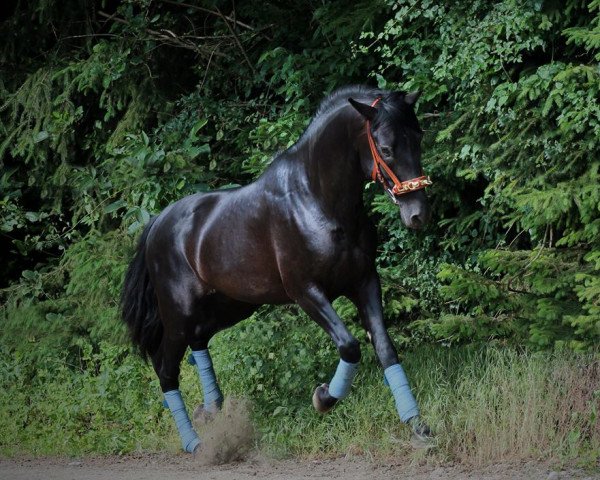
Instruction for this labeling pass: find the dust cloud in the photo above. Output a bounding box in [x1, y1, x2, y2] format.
[193, 397, 256, 465]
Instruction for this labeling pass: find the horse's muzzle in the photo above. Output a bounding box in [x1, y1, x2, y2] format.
[398, 191, 431, 230]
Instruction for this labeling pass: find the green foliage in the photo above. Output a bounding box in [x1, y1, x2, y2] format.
[212, 306, 338, 412]
[0, 337, 171, 455]
[1, 0, 599, 459]
[435, 247, 600, 350]
[358, 0, 600, 350]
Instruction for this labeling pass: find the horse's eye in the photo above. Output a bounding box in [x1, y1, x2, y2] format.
[380, 146, 393, 158]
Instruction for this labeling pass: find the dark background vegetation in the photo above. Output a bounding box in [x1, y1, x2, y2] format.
[0, 0, 598, 461]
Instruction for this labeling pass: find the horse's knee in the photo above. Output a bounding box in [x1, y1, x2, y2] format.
[339, 337, 361, 363]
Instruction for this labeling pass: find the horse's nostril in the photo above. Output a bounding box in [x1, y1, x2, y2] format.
[410, 214, 423, 229]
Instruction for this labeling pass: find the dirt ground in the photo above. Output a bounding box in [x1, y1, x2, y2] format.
[1, 454, 598, 480]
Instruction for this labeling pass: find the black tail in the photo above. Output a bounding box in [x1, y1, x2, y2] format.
[120, 216, 162, 360]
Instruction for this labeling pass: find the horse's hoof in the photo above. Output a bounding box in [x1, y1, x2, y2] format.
[408, 416, 436, 449]
[410, 431, 436, 449]
[193, 404, 217, 425]
[312, 383, 338, 413]
[186, 437, 201, 454]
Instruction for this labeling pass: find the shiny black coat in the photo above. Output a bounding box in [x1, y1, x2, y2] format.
[121, 85, 430, 399]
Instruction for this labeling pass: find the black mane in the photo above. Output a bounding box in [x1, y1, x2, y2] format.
[313, 85, 381, 119]
[291, 85, 421, 153]
[289, 85, 382, 153]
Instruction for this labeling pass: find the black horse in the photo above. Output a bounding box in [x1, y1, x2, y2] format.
[121, 85, 433, 453]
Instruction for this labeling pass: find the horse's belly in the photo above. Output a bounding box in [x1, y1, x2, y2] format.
[198, 245, 290, 304]
[212, 271, 290, 304]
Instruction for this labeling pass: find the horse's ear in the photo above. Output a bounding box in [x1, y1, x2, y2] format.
[348, 98, 377, 121]
[404, 90, 421, 106]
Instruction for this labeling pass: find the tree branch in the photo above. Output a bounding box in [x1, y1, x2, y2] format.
[97, 11, 228, 59]
[157, 0, 255, 31]
[215, 6, 257, 76]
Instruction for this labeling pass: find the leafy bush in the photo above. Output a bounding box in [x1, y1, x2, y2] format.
[1, 0, 599, 459]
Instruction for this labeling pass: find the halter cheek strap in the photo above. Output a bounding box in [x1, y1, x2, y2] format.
[366, 98, 432, 201]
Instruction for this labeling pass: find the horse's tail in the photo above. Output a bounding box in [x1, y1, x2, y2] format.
[120, 216, 162, 360]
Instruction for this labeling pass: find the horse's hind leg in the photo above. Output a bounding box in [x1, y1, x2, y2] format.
[188, 296, 258, 423]
[188, 342, 223, 424]
[151, 331, 200, 453]
[150, 272, 209, 453]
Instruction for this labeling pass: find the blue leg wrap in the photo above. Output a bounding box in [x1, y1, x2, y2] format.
[384, 363, 419, 423]
[164, 390, 200, 453]
[191, 349, 223, 412]
[328, 359, 359, 400]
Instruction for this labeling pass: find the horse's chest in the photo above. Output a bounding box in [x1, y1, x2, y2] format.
[274, 207, 375, 293]
[306, 225, 368, 273]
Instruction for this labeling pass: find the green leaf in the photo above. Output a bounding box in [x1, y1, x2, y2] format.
[103, 200, 126, 214]
[34, 131, 49, 143]
[127, 221, 142, 234]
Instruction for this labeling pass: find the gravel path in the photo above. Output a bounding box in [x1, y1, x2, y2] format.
[1, 454, 598, 480]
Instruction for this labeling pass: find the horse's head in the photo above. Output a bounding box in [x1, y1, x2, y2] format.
[349, 91, 431, 230]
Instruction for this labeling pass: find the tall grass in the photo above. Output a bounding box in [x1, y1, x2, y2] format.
[1, 327, 597, 467]
[253, 346, 599, 466]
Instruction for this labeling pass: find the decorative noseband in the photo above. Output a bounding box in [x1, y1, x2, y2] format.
[366, 98, 432, 203]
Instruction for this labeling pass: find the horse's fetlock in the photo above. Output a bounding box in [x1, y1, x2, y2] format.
[339, 337, 361, 363]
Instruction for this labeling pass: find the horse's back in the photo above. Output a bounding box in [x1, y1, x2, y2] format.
[144, 159, 377, 307]
[146, 187, 290, 305]
[143, 192, 224, 310]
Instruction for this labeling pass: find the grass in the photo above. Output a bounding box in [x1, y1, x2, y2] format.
[0, 333, 598, 467]
[253, 346, 599, 467]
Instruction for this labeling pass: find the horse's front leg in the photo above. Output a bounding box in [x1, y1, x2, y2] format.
[351, 272, 433, 443]
[295, 285, 361, 413]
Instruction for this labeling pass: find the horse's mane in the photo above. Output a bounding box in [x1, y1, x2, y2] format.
[313, 85, 381, 119]
[291, 85, 381, 151]
[275, 84, 420, 164]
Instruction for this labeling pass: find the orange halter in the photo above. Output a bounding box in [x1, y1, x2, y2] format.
[367, 98, 432, 202]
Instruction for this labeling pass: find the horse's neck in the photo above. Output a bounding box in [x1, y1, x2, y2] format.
[300, 107, 366, 220]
